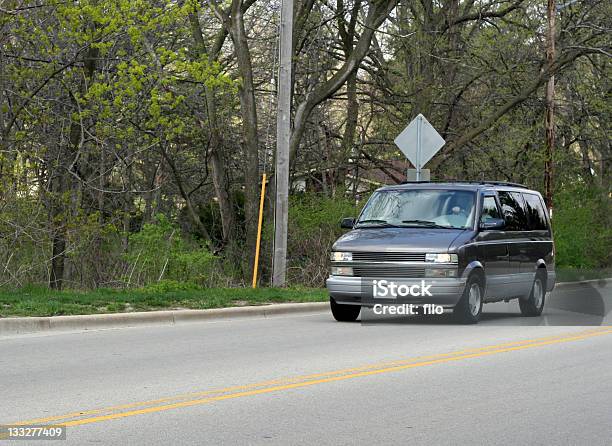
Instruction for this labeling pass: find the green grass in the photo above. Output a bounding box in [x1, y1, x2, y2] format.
[0, 284, 328, 318]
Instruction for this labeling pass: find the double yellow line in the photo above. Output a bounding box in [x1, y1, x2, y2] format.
[7, 328, 612, 429]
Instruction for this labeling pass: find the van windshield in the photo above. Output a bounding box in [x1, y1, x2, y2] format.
[356, 189, 476, 229]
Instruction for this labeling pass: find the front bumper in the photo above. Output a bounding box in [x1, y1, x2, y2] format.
[326, 275, 467, 308]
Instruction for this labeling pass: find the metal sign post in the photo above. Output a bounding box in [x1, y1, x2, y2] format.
[416, 115, 422, 180]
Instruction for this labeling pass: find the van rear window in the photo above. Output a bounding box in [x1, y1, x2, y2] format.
[523, 193, 549, 231]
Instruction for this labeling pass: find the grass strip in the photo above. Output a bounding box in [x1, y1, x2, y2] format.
[0, 285, 328, 318]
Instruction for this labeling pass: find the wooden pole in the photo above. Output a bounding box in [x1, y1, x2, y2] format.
[252, 174, 267, 288]
[272, 0, 293, 287]
[544, 0, 556, 212]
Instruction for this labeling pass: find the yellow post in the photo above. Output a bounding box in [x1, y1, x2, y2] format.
[252, 173, 267, 288]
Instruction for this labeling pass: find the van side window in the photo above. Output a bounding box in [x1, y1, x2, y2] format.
[523, 193, 548, 230]
[498, 191, 529, 231]
[480, 196, 501, 222]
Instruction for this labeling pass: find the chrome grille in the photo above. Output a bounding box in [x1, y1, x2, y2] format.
[351, 252, 426, 262]
[353, 266, 426, 278]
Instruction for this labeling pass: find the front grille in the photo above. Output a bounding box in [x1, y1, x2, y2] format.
[351, 252, 426, 262]
[353, 266, 426, 278]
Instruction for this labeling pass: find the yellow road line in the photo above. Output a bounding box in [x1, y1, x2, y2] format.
[14, 328, 606, 425]
[8, 328, 612, 429]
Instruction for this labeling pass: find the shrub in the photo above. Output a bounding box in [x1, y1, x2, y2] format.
[124, 215, 216, 287]
[284, 191, 364, 287]
[553, 183, 611, 269]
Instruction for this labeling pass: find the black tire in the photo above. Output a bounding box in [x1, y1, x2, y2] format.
[453, 274, 484, 324]
[519, 270, 546, 316]
[330, 297, 361, 322]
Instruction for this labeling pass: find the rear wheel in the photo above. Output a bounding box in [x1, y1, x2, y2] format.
[519, 270, 546, 316]
[330, 297, 361, 322]
[453, 274, 484, 324]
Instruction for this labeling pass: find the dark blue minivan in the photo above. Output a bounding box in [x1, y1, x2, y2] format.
[327, 181, 555, 324]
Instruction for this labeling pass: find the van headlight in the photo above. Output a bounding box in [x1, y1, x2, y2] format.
[331, 266, 353, 276]
[425, 253, 458, 264]
[330, 252, 352, 262]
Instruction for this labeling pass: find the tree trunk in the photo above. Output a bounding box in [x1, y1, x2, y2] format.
[188, 11, 235, 245]
[228, 0, 260, 268]
[544, 0, 556, 209]
[411, 0, 435, 118]
[49, 168, 66, 290]
[336, 0, 361, 193]
[50, 43, 98, 290]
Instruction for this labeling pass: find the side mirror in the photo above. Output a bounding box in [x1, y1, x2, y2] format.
[479, 218, 505, 231]
[340, 217, 356, 229]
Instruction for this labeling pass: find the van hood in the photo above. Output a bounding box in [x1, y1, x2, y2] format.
[332, 227, 471, 253]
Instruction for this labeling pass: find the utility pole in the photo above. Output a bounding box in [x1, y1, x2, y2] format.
[544, 0, 556, 211]
[272, 0, 293, 287]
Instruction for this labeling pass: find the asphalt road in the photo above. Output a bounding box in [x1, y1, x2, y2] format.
[1, 281, 611, 445]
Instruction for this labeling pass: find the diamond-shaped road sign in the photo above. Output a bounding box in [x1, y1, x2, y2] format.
[394, 114, 445, 174]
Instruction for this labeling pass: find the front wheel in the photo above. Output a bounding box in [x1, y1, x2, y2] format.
[519, 271, 546, 316]
[330, 297, 361, 322]
[453, 274, 484, 324]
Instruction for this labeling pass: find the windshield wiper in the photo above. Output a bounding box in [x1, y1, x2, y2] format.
[356, 219, 457, 229]
[401, 220, 453, 229]
[355, 219, 395, 227]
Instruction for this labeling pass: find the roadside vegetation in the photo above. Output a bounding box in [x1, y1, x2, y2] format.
[553, 184, 611, 270]
[0, 1, 609, 308]
[0, 283, 327, 318]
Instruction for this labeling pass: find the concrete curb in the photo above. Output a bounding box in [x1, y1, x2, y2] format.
[556, 278, 611, 287]
[0, 302, 329, 336]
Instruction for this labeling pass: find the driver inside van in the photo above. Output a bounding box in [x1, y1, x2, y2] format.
[440, 196, 473, 228]
[446, 206, 467, 227]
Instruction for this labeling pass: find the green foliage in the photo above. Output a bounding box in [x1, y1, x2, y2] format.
[290, 192, 360, 232]
[125, 215, 216, 286]
[284, 192, 363, 287]
[2, 0, 609, 295]
[553, 183, 611, 268]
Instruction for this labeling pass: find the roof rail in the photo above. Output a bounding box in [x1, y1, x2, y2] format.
[399, 180, 529, 189]
[479, 181, 529, 189]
